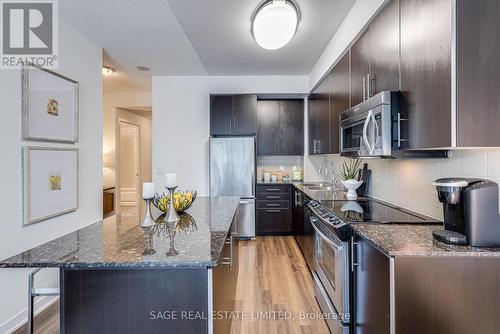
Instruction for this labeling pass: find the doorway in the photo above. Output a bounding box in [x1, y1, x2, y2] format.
[119, 120, 141, 219]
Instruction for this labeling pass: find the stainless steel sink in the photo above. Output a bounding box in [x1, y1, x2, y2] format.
[301, 182, 341, 192]
[306, 186, 334, 191]
[301, 182, 333, 188]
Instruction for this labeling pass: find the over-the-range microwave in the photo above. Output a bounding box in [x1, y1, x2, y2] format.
[340, 91, 401, 158]
[339, 91, 449, 159]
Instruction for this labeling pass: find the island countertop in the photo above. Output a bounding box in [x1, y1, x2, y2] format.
[0, 197, 240, 269]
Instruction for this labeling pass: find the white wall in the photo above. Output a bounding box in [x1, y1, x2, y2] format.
[152, 76, 308, 195]
[0, 19, 102, 333]
[103, 92, 152, 188]
[308, 0, 387, 90]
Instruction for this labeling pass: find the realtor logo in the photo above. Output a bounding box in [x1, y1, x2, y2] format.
[1, 0, 58, 68]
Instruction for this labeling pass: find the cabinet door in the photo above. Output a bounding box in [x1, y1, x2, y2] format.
[400, 0, 451, 149]
[279, 99, 304, 155]
[292, 190, 304, 249]
[456, 0, 500, 147]
[315, 77, 330, 154]
[329, 52, 350, 154]
[308, 94, 318, 154]
[353, 234, 391, 334]
[210, 95, 233, 136]
[233, 94, 257, 135]
[369, 0, 400, 94]
[257, 100, 280, 155]
[350, 30, 371, 106]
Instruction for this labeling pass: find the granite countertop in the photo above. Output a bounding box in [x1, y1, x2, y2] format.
[351, 224, 500, 257]
[0, 197, 240, 269]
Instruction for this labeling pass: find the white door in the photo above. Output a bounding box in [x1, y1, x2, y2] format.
[119, 121, 140, 212]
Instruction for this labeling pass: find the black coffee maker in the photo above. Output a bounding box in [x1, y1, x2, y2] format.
[432, 178, 500, 247]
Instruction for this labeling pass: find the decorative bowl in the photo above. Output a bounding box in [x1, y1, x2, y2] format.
[153, 190, 197, 213]
[341, 179, 363, 200]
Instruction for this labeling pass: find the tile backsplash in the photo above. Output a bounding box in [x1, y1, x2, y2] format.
[257, 155, 303, 181]
[304, 149, 500, 220]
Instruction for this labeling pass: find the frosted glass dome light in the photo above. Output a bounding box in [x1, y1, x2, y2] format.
[252, 0, 299, 50]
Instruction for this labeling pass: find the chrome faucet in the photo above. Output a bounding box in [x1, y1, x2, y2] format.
[318, 159, 329, 176]
[318, 160, 339, 187]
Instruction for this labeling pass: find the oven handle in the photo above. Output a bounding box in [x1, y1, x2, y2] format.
[371, 110, 379, 151]
[310, 217, 343, 252]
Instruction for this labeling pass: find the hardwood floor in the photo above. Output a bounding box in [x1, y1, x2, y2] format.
[231, 236, 330, 334]
[16, 236, 328, 334]
[12, 301, 59, 334]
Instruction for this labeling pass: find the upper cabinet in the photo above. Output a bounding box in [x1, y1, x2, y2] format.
[257, 99, 304, 156]
[455, 0, 500, 147]
[329, 52, 350, 154]
[350, 31, 371, 106]
[210, 94, 257, 136]
[309, 77, 330, 155]
[350, 0, 400, 107]
[400, 0, 452, 149]
[369, 0, 400, 95]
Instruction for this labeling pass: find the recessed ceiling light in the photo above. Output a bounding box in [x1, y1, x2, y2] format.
[102, 66, 115, 76]
[252, 0, 300, 50]
[137, 66, 151, 72]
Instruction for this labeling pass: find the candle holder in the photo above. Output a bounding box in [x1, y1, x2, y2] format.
[141, 197, 154, 228]
[141, 225, 156, 255]
[165, 186, 180, 223]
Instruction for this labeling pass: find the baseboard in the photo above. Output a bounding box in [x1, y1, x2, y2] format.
[0, 296, 58, 334]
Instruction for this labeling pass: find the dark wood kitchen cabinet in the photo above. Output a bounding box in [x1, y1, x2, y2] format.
[350, 30, 371, 106]
[353, 232, 500, 334]
[256, 184, 293, 235]
[210, 94, 257, 136]
[350, 0, 400, 107]
[329, 52, 350, 154]
[455, 0, 500, 147]
[257, 99, 304, 156]
[400, 0, 452, 149]
[309, 76, 330, 155]
[369, 0, 400, 95]
[308, 93, 318, 154]
[256, 100, 280, 155]
[352, 234, 391, 334]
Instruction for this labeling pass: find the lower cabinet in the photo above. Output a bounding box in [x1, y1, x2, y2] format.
[353, 232, 500, 334]
[256, 184, 293, 235]
[352, 234, 391, 334]
[213, 216, 239, 334]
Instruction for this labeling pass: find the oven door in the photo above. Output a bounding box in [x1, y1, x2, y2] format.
[311, 216, 350, 318]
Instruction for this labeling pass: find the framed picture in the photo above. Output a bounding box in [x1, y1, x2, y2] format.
[22, 65, 79, 143]
[23, 147, 79, 225]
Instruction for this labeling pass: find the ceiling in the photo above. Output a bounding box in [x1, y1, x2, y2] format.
[59, 0, 355, 91]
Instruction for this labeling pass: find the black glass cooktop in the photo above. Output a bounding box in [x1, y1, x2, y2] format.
[318, 198, 438, 224]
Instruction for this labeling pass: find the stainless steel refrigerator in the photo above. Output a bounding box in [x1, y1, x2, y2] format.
[209, 137, 255, 239]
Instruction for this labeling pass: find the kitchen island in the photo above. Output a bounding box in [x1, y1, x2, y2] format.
[0, 197, 240, 334]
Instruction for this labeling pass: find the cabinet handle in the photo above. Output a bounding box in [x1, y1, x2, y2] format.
[229, 119, 232, 133]
[266, 195, 280, 199]
[351, 236, 360, 272]
[266, 188, 281, 192]
[233, 118, 237, 132]
[266, 203, 280, 207]
[366, 73, 370, 99]
[266, 209, 281, 213]
[397, 112, 409, 149]
[362, 76, 366, 101]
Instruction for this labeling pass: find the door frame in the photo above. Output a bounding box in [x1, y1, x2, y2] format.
[116, 118, 141, 215]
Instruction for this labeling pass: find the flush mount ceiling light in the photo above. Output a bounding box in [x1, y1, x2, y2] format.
[102, 66, 115, 76]
[252, 0, 300, 50]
